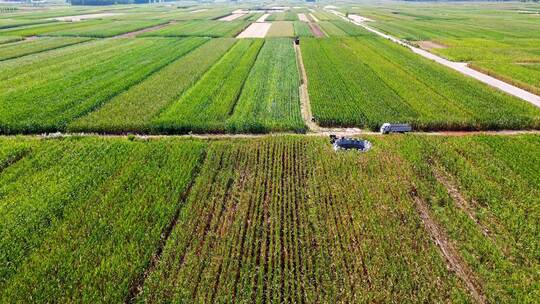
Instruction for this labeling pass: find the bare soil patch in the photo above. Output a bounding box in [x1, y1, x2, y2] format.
[294, 43, 320, 132]
[309, 13, 319, 22]
[298, 13, 309, 22]
[236, 22, 271, 38]
[219, 13, 246, 22]
[309, 22, 326, 38]
[348, 14, 374, 23]
[52, 13, 121, 22]
[417, 40, 448, 51]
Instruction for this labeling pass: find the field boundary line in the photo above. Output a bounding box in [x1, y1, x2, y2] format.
[328, 10, 540, 108]
[24, 129, 540, 140]
[411, 190, 487, 304]
[125, 148, 208, 303]
[293, 42, 320, 132]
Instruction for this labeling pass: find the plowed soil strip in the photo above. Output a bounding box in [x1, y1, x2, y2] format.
[412, 193, 486, 304]
[308, 23, 326, 37]
[125, 149, 207, 303]
[237, 22, 271, 38]
[294, 43, 320, 132]
[115, 21, 174, 38]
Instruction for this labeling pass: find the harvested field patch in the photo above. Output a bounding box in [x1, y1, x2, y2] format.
[51, 13, 122, 22]
[236, 22, 270, 38]
[219, 13, 246, 21]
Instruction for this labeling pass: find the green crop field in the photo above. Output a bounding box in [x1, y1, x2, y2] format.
[0, 134, 539, 302]
[0, 37, 91, 61]
[0, 37, 208, 134]
[0, 36, 22, 45]
[301, 36, 540, 130]
[46, 20, 166, 38]
[348, 2, 540, 95]
[2, 2, 540, 302]
[227, 38, 305, 133]
[155, 39, 263, 133]
[293, 21, 313, 37]
[0, 20, 108, 37]
[140, 20, 248, 38]
[266, 12, 298, 21]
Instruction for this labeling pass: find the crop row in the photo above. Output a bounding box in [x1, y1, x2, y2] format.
[1, 134, 539, 301]
[0, 137, 207, 302]
[138, 136, 468, 302]
[155, 39, 263, 133]
[226, 38, 305, 133]
[141, 20, 248, 38]
[0, 37, 208, 134]
[70, 38, 236, 133]
[387, 134, 540, 303]
[301, 37, 540, 130]
[0, 37, 92, 61]
[46, 20, 167, 38]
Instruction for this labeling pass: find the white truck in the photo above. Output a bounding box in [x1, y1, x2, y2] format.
[380, 123, 412, 134]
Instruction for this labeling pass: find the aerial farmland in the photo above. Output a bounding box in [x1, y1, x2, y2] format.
[0, 0, 539, 303]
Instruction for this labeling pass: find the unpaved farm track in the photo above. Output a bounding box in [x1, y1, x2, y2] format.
[294, 43, 321, 132]
[411, 191, 487, 304]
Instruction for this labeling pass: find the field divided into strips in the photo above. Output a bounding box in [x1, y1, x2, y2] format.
[140, 20, 248, 38]
[392, 134, 540, 303]
[0, 37, 92, 61]
[301, 37, 540, 130]
[70, 38, 235, 133]
[46, 20, 167, 38]
[293, 21, 313, 37]
[138, 137, 469, 303]
[0, 20, 107, 37]
[1, 135, 539, 301]
[0, 18, 54, 30]
[266, 12, 298, 21]
[0, 137, 207, 302]
[227, 38, 305, 133]
[155, 39, 263, 133]
[266, 21, 294, 37]
[0, 36, 22, 45]
[0, 37, 208, 134]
